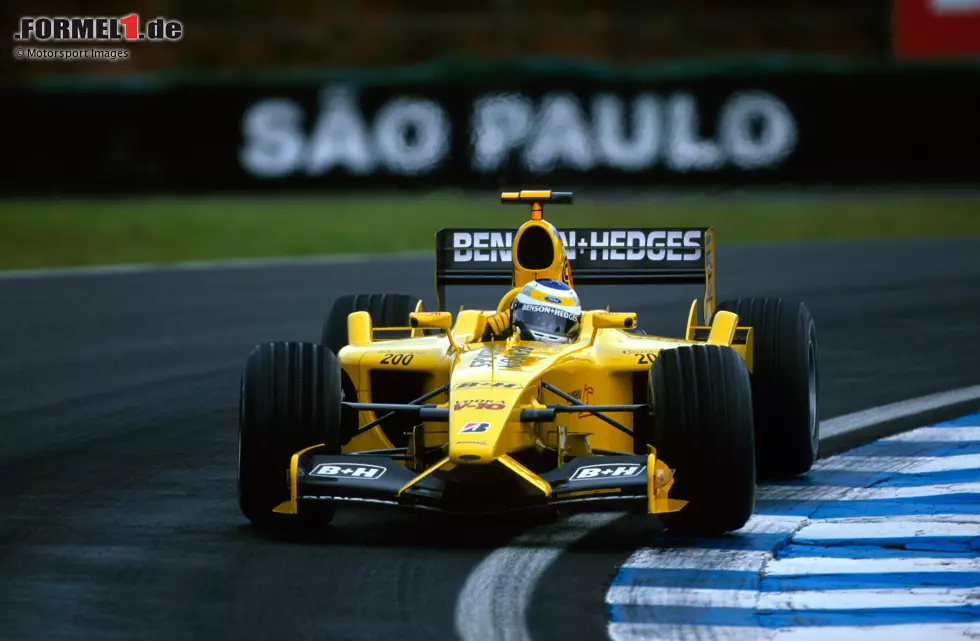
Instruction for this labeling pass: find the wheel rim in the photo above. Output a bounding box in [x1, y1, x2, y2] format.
[807, 339, 818, 448]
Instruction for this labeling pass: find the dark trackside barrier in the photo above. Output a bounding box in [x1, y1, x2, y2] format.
[5, 59, 979, 196]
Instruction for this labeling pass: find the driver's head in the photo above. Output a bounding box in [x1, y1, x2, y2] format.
[511, 279, 582, 344]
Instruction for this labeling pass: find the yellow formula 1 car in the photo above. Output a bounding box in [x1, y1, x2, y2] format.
[237, 191, 819, 535]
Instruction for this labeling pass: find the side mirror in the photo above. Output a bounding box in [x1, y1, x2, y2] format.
[706, 310, 738, 346]
[410, 311, 454, 331]
[592, 312, 637, 330]
[410, 311, 461, 354]
[348, 311, 373, 346]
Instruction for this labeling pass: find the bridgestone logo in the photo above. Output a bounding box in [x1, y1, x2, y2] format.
[569, 463, 644, 481]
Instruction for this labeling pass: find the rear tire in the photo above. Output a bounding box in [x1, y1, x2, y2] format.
[322, 293, 421, 355]
[321, 293, 422, 443]
[716, 298, 819, 480]
[238, 342, 343, 529]
[636, 345, 756, 535]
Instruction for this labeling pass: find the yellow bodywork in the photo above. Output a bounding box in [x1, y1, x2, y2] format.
[339, 307, 746, 459]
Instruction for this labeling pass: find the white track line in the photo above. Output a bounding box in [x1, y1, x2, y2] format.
[454, 513, 619, 641]
[815, 453, 980, 473]
[606, 586, 979, 610]
[820, 386, 980, 442]
[884, 426, 980, 442]
[455, 388, 980, 641]
[0, 251, 430, 280]
[606, 586, 761, 609]
[800, 513, 980, 526]
[609, 623, 980, 641]
[760, 588, 980, 610]
[613, 515, 807, 573]
[795, 518, 980, 539]
[732, 514, 811, 534]
[767, 625, 980, 641]
[765, 555, 980, 575]
[613, 548, 774, 573]
[757, 481, 980, 502]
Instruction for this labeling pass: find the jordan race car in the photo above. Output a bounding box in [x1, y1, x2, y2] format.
[237, 191, 819, 535]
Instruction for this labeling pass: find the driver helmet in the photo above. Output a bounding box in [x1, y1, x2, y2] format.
[511, 279, 582, 344]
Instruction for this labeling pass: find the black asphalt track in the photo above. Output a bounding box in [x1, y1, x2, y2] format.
[1, 238, 979, 641]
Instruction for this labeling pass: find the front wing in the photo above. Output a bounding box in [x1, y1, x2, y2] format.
[274, 452, 688, 517]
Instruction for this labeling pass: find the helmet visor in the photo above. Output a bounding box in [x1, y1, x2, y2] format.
[512, 305, 580, 342]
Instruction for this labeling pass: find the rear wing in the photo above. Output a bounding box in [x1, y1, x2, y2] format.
[435, 226, 716, 323]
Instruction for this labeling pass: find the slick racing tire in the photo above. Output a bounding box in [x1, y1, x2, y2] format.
[322, 293, 422, 356]
[716, 298, 819, 480]
[238, 342, 342, 529]
[322, 293, 423, 443]
[637, 345, 756, 536]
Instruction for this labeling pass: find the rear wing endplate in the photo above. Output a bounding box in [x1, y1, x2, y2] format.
[435, 227, 716, 323]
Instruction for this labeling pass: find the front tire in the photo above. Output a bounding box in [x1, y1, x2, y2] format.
[636, 345, 756, 535]
[716, 298, 819, 480]
[238, 342, 343, 529]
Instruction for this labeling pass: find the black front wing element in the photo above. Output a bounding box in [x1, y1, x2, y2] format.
[292, 453, 652, 516]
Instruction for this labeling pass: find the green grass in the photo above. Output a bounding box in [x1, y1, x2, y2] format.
[1, 193, 978, 270]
